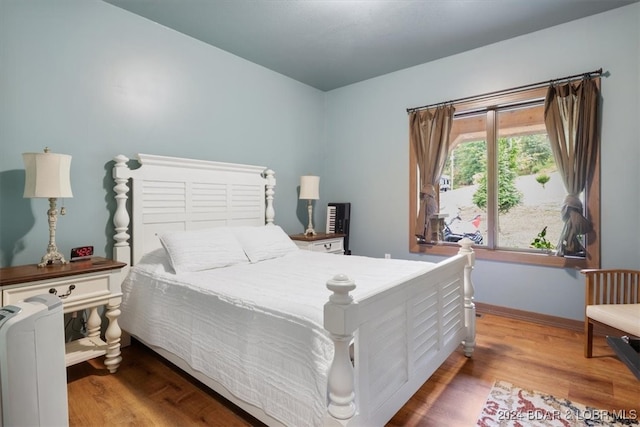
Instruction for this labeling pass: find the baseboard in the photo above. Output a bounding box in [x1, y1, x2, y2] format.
[474, 302, 627, 337]
[476, 302, 583, 332]
[120, 330, 132, 347]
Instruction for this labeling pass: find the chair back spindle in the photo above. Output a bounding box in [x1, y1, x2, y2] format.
[583, 269, 640, 306]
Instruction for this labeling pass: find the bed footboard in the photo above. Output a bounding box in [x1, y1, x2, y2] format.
[323, 239, 475, 426]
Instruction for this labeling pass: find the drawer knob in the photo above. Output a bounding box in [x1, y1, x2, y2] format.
[49, 284, 76, 299]
[324, 243, 332, 250]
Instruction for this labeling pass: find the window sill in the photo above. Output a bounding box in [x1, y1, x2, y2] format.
[410, 241, 596, 269]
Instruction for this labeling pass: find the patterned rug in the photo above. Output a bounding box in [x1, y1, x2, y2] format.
[477, 380, 639, 426]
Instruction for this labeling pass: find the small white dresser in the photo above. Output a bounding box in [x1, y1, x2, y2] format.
[290, 232, 346, 255]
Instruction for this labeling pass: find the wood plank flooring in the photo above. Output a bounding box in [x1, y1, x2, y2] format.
[66, 313, 640, 426]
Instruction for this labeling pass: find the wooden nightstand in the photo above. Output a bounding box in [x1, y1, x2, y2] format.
[0, 257, 126, 373]
[290, 233, 346, 254]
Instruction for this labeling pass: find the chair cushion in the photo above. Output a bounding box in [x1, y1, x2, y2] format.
[586, 303, 640, 337]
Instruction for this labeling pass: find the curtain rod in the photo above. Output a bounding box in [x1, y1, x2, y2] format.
[406, 68, 603, 113]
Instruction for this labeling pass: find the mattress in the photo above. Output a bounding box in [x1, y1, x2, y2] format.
[119, 249, 436, 426]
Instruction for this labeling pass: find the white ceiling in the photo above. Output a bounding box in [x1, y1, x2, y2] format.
[103, 0, 638, 91]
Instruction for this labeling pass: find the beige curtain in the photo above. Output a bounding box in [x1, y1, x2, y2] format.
[544, 77, 599, 256]
[409, 105, 455, 240]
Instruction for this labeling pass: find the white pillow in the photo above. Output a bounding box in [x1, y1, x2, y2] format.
[158, 227, 249, 274]
[232, 225, 299, 263]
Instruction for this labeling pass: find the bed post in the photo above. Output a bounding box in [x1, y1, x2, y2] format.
[324, 274, 357, 426]
[458, 238, 476, 357]
[264, 169, 276, 225]
[112, 155, 131, 283]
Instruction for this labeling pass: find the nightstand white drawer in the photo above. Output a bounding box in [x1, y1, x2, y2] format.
[2, 274, 111, 310]
[308, 237, 344, 254]
[290, 233, 346, 255]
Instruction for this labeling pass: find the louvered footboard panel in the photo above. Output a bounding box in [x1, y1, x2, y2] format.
[412, 287, 439, 367]
[412, 276, 464, 370]
[365, 304, 409, 411]
[440, 276, 465, 346]
[355, 265, 466, 424]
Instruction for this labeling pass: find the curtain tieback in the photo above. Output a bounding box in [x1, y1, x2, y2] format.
[420, 185, 437, 199]
[421, 185, 439, 220]
[562, 194, 591, 234]
[561, 194, 583, 220]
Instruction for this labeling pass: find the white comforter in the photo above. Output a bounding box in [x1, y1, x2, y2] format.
[119, 249, 436, 426]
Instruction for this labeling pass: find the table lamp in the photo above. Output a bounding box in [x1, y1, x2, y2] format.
[23, 147, 73, 267]
[300, 175, 319, 236]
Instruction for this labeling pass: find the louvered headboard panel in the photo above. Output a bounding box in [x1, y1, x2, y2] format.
[112, 153, 276, 268]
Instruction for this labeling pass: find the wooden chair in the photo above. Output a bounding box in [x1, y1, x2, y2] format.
[582, 269, 640, 358]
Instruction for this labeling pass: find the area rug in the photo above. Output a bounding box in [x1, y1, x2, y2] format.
[477, 380, 638, 426]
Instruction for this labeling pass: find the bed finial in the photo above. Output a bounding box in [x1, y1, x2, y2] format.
[458, 237, 476, 357]
[264, 169, 276, 225]
[324, 274, 357, 422]
[113, 155, 131, 268]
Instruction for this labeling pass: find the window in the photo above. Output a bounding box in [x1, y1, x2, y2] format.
[409, 86, 600, 268]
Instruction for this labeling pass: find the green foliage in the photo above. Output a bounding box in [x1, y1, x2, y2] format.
[530, 226, 554, 250]
[444, 140, 486, 187]
[514, 134, 554, 175]
[536, 173, 550, 188]
[446, 133, 555, 191]
[472, 175, 487, 208]
[472, 138, 522, 213]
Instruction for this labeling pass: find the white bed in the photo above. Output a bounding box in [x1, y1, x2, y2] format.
[111, 153, 476, 427]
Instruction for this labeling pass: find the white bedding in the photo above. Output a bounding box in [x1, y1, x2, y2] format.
[120, 249, 437, 426]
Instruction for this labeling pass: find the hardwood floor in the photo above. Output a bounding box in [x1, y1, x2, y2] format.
[66, 313, 640, 426]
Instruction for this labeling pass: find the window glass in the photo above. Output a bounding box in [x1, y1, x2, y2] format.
[494, 104, 566, 251]
[440, 126, 487, 247]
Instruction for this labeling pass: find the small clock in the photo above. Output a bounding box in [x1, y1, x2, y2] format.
[70, 245, 94, 261]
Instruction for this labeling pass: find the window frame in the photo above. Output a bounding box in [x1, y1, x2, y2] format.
[408, 86, 600, 269]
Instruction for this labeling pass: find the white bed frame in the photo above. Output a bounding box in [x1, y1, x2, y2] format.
[111, 153, 476, 427]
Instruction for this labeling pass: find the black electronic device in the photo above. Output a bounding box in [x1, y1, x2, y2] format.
[326, 202, 351, 255]
[70, 245, 94, 261]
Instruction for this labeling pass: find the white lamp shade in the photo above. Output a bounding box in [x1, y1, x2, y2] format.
[299, 175, 320, 200]
[23, 151, 73, 198]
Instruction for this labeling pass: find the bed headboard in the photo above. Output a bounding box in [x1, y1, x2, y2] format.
[112, 153, 276, 269]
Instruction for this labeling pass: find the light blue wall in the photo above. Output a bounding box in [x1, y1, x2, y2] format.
[2, 1, 638, 321]
[323, 4, 640, 320]
[0, 0, 325, 267]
